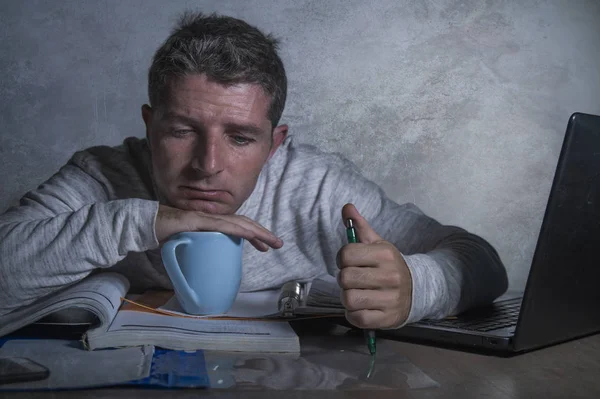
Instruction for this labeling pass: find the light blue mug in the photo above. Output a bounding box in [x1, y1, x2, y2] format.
[161, 232, 244, 315]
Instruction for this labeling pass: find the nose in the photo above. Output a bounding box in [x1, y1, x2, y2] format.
[191, 135, 224, 176]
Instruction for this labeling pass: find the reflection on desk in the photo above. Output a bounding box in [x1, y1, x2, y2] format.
[2, 323, 600, 398]
[203, 334, 437, 390]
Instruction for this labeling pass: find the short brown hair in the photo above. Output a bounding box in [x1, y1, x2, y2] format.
[148, 11, 287, 128]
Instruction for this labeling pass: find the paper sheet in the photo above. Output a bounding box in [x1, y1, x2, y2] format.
[0, 273, 128, 338]
[159, 289, 281, 318]
[108, 310, 296, 337]
[0, 339, 153, 390]
[306, 274, 343, 308]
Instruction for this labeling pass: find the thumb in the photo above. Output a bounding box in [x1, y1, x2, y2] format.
[341, 203, 383, 244]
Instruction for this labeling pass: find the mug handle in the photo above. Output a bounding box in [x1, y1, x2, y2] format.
[161, 236, 199, 309]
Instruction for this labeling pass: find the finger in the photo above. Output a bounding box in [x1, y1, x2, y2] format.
[338, 266, 403, 290]
[336, 244, 375, 269]
[336, 242, 397, 269]
[341, 203, 383, 244]
[248, 238, 270, 252]
[340, 288, 399, 311]
[345, 309, 388, 329]
[195, 216, 278, 251]
[220, 214, 283, 249]
[198, 214, 283, 250]
[234, 215, 282, 244]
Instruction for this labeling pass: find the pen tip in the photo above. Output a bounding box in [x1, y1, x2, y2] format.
[346, 218, 354, 228]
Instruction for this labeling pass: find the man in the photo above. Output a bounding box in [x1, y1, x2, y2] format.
[0, 12, 508, 329]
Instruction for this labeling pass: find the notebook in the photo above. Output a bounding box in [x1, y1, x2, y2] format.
[384, 112, 600, 354]
[0, 272, 346, 354]
[0, 273, 302, 354]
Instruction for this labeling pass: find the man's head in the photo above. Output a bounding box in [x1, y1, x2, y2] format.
[142, 12, 288, 214]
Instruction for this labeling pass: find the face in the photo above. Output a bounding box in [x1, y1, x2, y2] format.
[142, 74, 287, 214]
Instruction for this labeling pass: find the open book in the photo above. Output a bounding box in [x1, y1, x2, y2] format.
[0, 272, 344, 354]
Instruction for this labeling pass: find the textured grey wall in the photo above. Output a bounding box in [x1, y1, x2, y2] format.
[1, 0, 599, 291]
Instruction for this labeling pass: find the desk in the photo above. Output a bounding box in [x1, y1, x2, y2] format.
[2, 326, 600, 399]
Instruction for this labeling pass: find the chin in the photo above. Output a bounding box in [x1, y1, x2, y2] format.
[172, 198, 235, 215]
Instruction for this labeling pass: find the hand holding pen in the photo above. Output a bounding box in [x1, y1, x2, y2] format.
[337, 203, 413, 331]
[345, 217, 377, 358]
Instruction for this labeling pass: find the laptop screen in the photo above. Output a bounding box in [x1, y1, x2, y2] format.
[515, 112, 600, 351]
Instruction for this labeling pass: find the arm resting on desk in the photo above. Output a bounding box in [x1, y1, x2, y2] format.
[399, 227, 508, 326]
[0, 163, 159, 317]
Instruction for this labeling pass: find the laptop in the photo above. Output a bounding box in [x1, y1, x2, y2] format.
[386, 112, 600, 354]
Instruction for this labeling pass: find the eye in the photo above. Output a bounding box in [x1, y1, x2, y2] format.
[231, 135, 253, 145]
[171, 129, 194, 138]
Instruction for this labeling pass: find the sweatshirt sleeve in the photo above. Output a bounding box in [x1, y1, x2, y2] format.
[327, 159, 509, 327]
[0, 162, 160, 316]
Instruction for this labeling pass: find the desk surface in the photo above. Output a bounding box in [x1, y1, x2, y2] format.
[3, 325, 600, 399]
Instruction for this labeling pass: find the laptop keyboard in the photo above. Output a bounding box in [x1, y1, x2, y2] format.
[419, 298, 522, 332]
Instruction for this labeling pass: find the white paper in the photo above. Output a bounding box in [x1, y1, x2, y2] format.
[0, 272, 128, 337]
[158, 289, 281, 318]
[306, 274, 343, 308]
[0, 339, 153, 390]
[108, 310, 294, 337]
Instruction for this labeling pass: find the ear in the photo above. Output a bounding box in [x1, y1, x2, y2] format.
[141, 104, 154, 145]
[267, 124, 288, 161]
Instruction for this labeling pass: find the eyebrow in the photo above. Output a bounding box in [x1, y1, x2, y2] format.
[223, 122, 266, 136]
[161, 112, 267, 136]
[160, 112, 198, 125]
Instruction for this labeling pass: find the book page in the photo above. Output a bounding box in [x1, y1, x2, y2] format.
[86, 308, 300, 352]
[158, 290, 281, 319]
[0, 272, 129, 337]
[108, 310, 296, 337]
[305, 274, 343, 308]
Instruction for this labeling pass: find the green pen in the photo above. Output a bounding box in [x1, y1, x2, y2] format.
[345, 218, 377, 358]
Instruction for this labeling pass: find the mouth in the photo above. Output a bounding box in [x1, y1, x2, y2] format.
[179, 186, 231, 202]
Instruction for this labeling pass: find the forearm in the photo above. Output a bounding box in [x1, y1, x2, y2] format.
[0, 199, 159, 316]
[401, 227, 508, 325]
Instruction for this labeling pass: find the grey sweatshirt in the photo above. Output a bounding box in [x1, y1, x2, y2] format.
[0, 136, 508, 323]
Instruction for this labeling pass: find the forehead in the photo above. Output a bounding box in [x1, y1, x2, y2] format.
[161, 74, 272, 126]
